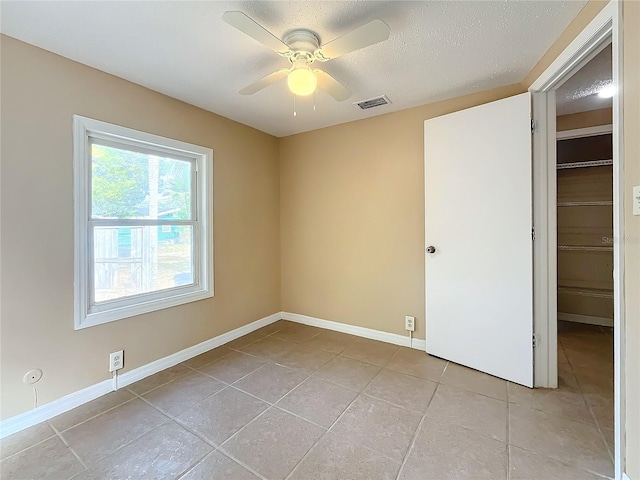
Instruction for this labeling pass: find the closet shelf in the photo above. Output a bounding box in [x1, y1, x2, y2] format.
[557, 201, 613, 207]
[558, 245, 613, 252]
[557, 159, 612, 170]
[558, 287, 614, 299]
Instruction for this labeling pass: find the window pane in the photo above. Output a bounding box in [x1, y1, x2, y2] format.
[93, 225, 194, 303]
[91, 143, 192, 220]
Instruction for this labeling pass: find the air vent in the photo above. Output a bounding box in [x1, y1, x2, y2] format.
[354, 95, 391, 110]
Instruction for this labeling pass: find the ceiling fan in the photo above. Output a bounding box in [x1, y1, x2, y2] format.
[222, 11, 390, 102]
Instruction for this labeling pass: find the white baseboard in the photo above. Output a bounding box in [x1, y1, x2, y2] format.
[558, 312, 614, 327]
[117, 312, 282, 388]
[1, 310, 424, 439]
[0, 379, 114, 440]
[0, 312, 282, 439]
[282, 312, 427, 350]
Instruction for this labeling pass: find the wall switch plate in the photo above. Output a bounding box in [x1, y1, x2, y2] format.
[109, 350, 124, 372]
[633, 186, 640, 216]
[405, 316, 415, 332]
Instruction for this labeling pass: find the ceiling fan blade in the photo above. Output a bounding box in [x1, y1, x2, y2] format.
[314, 70, 352, 101]
[239, 68, 290, 95]
[222, 11, 289, 55]
[316, 19, 390, 61]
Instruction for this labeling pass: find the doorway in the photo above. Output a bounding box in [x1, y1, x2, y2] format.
[529, 2, 625, 477]
[554, 40, 615, 463]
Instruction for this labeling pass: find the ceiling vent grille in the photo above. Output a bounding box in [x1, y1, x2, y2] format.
[354, 95, 391, 110]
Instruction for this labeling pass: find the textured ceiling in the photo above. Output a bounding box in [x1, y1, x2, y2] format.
[1, 1, 587, 137]
[556, 44, 612, 116]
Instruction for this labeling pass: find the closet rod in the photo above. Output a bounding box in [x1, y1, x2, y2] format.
[557, 159, 612, 170]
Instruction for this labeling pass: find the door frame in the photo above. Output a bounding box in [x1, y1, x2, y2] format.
[529, 1, 625, 478]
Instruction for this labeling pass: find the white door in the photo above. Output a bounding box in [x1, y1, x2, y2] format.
[425, 93, 533, 387]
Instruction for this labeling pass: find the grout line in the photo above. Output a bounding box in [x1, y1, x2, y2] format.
[174, 448, 219, 480]
[285, 359, 392, 480]
[52, 395, 140, 435]
[47, 421, 90, 473]
[0, 428, 59, 463]
[214, 449, 269, 480]
[395, 414, 426, 480]
[396, 380, 442, 480]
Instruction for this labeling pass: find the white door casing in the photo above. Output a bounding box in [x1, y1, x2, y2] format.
[424, 92, 534, 387]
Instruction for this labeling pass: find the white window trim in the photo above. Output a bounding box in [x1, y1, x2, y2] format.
[73, 115, 213, 330]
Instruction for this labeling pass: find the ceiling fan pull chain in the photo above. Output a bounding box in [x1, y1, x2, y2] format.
[313, 91, 317, 112]
[293, 94, 297, 117]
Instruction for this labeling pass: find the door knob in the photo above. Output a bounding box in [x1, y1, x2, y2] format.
[426, 246, 436, 254]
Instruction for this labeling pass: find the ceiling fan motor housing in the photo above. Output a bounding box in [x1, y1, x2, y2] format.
[284, 30, 320, 63]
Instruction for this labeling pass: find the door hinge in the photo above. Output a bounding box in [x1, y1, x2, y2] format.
[531, 227, 535, 241]
[532, 333, 540, 348]
[531, 118, 537, 133]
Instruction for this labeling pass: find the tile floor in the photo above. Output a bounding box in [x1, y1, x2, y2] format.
[0, 320, 614, 479]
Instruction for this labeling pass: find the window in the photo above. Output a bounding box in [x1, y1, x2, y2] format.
[73, 116, 213, 329]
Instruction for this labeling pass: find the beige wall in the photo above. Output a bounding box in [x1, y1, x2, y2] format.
[622, 1, 639, 477]
[279, 83, 524, 340]
[0, 36, 281, 420]
[281, 0, 639, 475]
[1, 2, 638, 473]
[557, 108, 613, 131]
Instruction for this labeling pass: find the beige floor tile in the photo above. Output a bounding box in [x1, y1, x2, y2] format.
[180, 451, 260, 480]
[426, 384, 507, 442]
[0, 435, 85, 480]
[181, 346, 233, 369]
[90, 421, 212, 479]
[69, 470, 98, 480]
[276, 376, 358, 428]
[385, 348, 447, 382]
[530, 387, 594, 424]
[331, 394, 422, 462]
[127, 363, 192, 395]
[399, 417, 507, 480]
[0, 421, 56, 461]
[176, 387, 268, 446]
[303, 330, 357, 354]
[254, 320, 287, 335]
[364, 368, 437, 413]
[341, 338, 400, 366]
[233, 363, 308, 403]
[602, 427, 615, 460]
[272, 323, 323, 342]
[224, 331, 269, 350]
[289, 431, 401, 480]
[240, 335, 295, 362]
[509, 403, 613, 477]
[196, 351, 265, 383]
[574, 368, 614, 396]
[508, 382, 534, 406]
[440, 362, 508, 401]
[221, 407, 325, 480]
[50, 389, 135, 432]
[509, 445, 603, 480]
[278, 343, 336, 372]
[61, 398, 167, 466]
[585, 392, 615, 430]
[315, 355, 381, 391]
[142, 371, 225, 417]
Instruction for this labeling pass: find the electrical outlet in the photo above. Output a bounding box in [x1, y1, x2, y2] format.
[405, 316, 415, 332]
[109, 350, 124, 372]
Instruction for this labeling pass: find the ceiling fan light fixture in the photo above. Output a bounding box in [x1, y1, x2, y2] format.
[287, 66, 317, 96]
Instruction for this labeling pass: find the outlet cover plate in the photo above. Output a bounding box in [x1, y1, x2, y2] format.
[109, 350, 124, 372]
